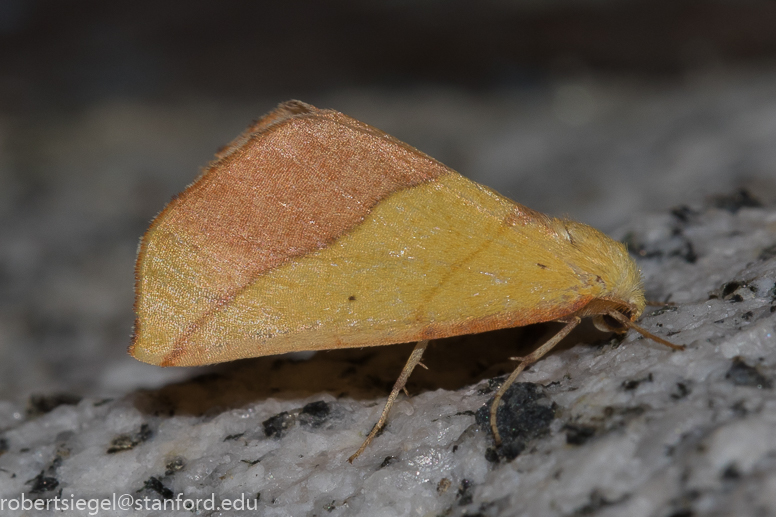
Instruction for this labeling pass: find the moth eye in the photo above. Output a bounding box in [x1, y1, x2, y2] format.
[593, 314, 628, 333]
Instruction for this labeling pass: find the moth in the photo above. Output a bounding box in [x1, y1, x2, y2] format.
[131, 100, 682, 462]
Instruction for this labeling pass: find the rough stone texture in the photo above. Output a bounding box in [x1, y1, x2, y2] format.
[2, 63, 776, 516]
[3, 190, 776, 516]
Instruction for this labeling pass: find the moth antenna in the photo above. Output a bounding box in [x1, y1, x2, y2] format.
[607, 311, 684, 351]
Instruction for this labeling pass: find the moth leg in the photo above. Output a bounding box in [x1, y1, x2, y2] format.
[490, 318, 581, 446]
[348, 340, 429, 463]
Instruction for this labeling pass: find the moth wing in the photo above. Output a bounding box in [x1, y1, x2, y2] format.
[132, 102, 614, 366]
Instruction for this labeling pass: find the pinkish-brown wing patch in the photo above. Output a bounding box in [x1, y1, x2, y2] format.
[133, 101, 452, 358]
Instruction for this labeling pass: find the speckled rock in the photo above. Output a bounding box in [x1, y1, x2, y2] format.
[1, 196, 775, 517]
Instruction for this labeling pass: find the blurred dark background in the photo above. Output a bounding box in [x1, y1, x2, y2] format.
[4, 0, 776, 108]
[2, 0, 776, 400]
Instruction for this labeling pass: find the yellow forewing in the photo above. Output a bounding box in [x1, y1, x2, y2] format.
[133, 172, 643, 366]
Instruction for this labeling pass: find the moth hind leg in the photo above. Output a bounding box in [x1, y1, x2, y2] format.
[348, 340, 429, 463]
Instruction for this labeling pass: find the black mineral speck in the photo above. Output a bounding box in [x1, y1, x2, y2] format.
[476, 377, 504, 396]
[710, 280, 756, 302]
[712, 188, 761, 213]
[263, 411, 295, 438]
[621, 373, 653, 391]
[476, 383, 554, 461]
[0, 438, 7, 456]
[457, 479, 474, 506]
[142, 477, 173, 499]
[299, 400, 330, 428]
[107, 424, 152, 454]
[671, 382, 691, 400]
[379, 455, 396, 468]
[564, 424, 596, 445]
[28, 471, 59, 493]
[723, 281, 741, 297]
[672, 238, 697, 264]
[484, 447, 500, 463]
[622, 380, 640, 391]
[671, 206, 697, 223]
[27, 393, 81, 416]
[725, 357, 772, 389]
[721, 464, 741, 481]
[164, 457, 186, 476]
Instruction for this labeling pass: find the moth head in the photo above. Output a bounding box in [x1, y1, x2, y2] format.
[592, 306, 684, 351]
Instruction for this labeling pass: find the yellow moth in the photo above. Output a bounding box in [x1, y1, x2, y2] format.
[130, 100, 682, 462]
